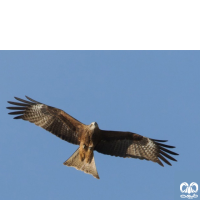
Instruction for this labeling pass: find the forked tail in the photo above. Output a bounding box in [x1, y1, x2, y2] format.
[63, 148, 100, 179]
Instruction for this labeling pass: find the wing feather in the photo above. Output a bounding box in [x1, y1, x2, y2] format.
[159, 146, 178, 155]
[95, 130, 178, 166]
[7, 96, 85, 145]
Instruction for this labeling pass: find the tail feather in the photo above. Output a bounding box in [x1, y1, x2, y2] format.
[63, 148, 100, 179]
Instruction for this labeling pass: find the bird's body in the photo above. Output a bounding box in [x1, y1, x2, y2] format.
[7, 96, 178, 179]
[78, 122, 100, 163]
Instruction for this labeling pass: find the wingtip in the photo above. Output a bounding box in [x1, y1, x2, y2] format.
[170, 151, 179, 156]
[14, 96, 29, 100]
[25, 96, 41, 104]
[14, 96, 22, 101]
[151, 138, 168, 142]
[158, 161, 164, 167]
[13, 115, 23, 119]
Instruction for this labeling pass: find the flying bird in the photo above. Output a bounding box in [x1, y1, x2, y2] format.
[7, 96, 178, 179]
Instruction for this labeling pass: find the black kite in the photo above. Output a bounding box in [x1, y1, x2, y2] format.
[7, 96, 178, 179]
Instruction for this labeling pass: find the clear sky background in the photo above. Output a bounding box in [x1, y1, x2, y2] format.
[0, 51, 200, 200]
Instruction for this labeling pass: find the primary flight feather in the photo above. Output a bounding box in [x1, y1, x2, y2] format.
[7, 96, 178, 179]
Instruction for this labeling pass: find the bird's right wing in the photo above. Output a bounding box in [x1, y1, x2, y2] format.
[7, 96, 86, 145]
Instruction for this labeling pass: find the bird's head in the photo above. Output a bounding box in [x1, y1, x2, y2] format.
[89, 122, 99, 129]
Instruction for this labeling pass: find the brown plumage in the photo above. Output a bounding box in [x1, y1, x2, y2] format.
[7, 96, 178, 179]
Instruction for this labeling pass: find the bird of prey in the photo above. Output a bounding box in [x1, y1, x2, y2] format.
[7, 96, 178, 179]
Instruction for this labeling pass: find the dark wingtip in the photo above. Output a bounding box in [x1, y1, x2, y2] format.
[25, 96, 41, 103]
[14, 96, 33, 104]
[8, 111, 24, 115]
[157, 160, 164, 167]
[158, 154, 172, 166]
[7, 101, 29, 106]
[13, 115, 23, 119]
[155, 142, 176, 148]
[159, 150, 177, 162]
[151, 139, 168, 142]
[151, 138, 178, 166]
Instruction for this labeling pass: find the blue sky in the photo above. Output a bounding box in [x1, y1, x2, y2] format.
[0, 51, 200, 200]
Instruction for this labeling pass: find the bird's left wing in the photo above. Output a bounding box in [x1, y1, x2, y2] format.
[7, 96, 85, 145]
[95, 130, 178, 166]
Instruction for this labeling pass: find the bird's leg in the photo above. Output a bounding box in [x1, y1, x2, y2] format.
[79, 143, 86, 161]
[85, 146, 94, 163]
